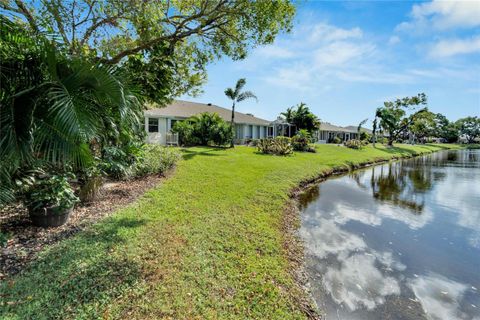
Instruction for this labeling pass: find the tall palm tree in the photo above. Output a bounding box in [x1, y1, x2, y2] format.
[224, 78, 257, 147]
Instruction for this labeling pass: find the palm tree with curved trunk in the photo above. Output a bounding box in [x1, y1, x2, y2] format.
[224, 78, 257, 147]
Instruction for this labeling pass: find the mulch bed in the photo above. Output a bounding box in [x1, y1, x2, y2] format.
[0, 175, 164, 280]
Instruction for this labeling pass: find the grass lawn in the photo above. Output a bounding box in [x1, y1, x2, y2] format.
[0, 144, 462, 319]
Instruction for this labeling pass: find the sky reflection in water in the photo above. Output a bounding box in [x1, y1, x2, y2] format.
[300, 149, 480, 320]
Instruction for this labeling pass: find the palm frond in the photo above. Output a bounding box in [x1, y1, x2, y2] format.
[224, 88, 235, 100]
[237, 91, 257, 102]
[234, 78, 246, 97]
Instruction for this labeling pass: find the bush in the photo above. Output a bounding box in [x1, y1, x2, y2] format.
[332, 136, 342, 144]
[359, 131, 371, 142]
[100, 142, 145, 180]
[19, 172, 79, 212]
[257, 137, 293, 155]
[344, 139, 362, 149]
[134, 145, 181, 177]
[173, 112, 233, 146]
[248, 139, 260, 147]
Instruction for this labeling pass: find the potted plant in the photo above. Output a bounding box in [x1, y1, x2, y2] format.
[20, 173, 79, 227]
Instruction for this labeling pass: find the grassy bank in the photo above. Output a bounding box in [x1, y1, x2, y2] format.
[1, 144, 461, 319]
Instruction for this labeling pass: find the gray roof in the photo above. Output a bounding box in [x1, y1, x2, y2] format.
[145, 100, 270, 126]
[319, 122, 358, 133]
[344, 126, 373, 134]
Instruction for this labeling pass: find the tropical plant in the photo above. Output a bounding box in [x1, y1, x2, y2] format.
[359, 131, 371, 142]
[344, 139, 362, 149]
[281, 102, 320, 133]
[257, 137, 293, 155]
[134, 145, 181, 177]
[374, 93, 428, 146]
[224, 78, 257, 147]
[292, 130, 315, 152]
[357, 118, 368, 134]
[19, 172, 79, 213]
[456, 116, 480, 143]
[172, 113, 233, 146]
[332, 136, 342, 144]
[0, 18, 142, 205]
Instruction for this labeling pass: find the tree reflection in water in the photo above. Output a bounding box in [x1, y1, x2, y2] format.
[364, 157, 440, 213]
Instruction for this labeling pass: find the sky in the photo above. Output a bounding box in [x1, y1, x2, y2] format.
[182, 0, 480, 127]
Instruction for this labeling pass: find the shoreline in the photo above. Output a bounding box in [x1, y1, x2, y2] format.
[282, 147, 458, 319]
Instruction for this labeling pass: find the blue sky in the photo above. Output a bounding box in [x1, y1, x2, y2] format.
[182, 0, 480, 127]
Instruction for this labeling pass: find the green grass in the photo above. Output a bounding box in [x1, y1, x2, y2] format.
[0, 144, 462, 319]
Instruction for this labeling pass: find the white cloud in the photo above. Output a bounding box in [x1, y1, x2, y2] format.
[309, 23, 363, 43]
[409, 273, 469, 320]
[398, 0, 480, 31]
[323, 253, 401, 311]
[429, 36, 480, 58]
[313, 41, 375, 67]
[388, 35, 401, 45]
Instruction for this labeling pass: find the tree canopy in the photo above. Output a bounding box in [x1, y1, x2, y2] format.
[375, 93, 428, 146]
[456, 116, 480, 143]
[281, 102, 320, 133]
[2, 0, 296, 103]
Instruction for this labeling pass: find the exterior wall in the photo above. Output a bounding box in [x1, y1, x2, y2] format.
[145, 116, 167, 144]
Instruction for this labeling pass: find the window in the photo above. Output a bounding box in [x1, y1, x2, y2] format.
[170, 119, 178, 131]
[148, 118, 158, 132]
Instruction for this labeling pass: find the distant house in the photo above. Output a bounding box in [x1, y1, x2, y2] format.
[315, 123, 361, 143]
[144, 100, 271, 145]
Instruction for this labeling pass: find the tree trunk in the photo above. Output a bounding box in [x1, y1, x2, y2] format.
[230, 102, 235, 148]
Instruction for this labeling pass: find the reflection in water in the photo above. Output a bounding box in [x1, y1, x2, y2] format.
[300, 150, 480, 320]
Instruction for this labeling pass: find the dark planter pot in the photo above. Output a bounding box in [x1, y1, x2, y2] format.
[28, 206, 73, 228]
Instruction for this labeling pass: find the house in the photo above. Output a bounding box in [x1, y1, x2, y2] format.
[314, 122, 360, 143]
[144, 100, 271, 145]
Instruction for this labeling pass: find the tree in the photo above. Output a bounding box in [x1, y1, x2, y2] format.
[2, 0, 296, 102]
[282, 102, 320, 133]
[431, 113, 459, 142]
[224, 78, 257, 147]
[409, 111, 436, 142]
[172, 112, 233, 146]
[375, 93, 428, 146]
[456, 116, 480, 143]
[281, 107, 295, 123]
[0, 17, 141, 205]
[357, 118, 368, 136]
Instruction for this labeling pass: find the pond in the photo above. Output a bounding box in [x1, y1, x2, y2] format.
[299, 149, 480, 320]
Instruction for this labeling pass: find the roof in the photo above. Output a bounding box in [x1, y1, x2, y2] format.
[144, 100, 270, 126]
[319, 122, 358, 133]
[344, 126, 373, 134]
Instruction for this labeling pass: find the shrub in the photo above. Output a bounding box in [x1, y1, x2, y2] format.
[359, 131, 371, 142]
[134, 145, 181, 177]
[19, 172, 79, 212]
[248, 139, 260, 147]
[257, 137, 293, 155]
[172, 112, 233, 146]
[100, 145, 137, 180]
[344, 139, 362, 149]
[332, 136, 342, 144]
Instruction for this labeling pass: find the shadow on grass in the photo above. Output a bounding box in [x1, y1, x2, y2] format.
[181, 147, 227, 160]
[0, 216, 147, 319]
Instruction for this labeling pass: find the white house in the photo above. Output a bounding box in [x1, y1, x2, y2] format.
[144, 100, 367, 145]
[144, 100, 271, 145]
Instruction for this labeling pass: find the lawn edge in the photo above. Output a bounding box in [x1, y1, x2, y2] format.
[281, 146, 459, 319]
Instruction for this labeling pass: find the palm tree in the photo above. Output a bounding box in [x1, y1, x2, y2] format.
[0, 18, 141, 205]
[224, 78, 257, 147]
[281, 107, 295, 123]
[357, 118, 368, 140]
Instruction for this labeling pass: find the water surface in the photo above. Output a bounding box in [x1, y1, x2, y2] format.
[300, 149, 480, 320]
